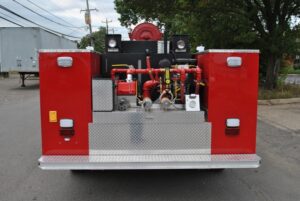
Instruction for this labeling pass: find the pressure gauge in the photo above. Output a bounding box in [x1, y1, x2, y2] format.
[177, 40, 186, 50]
[108, 39, 117, 48]
[185, 94, 200, 111]
[189, 100, 197, 108]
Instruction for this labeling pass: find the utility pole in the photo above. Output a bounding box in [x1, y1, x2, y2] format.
[102, 18, 112, 34]
[81, 0, 98, 47]
[110, 27, 115, 34]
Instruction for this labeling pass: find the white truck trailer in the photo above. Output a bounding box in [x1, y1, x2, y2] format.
[0, 27, 77, 86]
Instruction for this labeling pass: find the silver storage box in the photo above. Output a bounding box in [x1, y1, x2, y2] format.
[92, 79, 114, 111]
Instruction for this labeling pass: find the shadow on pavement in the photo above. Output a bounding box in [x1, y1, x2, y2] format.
[69, 169, 226, 183]
[10, 83, 40, 91]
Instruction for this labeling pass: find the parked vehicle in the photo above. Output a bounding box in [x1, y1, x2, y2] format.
[38, 23, 261, 170]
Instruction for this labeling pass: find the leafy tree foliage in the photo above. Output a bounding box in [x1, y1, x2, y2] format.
[79, 27, 106, 53]
[115, 0, 300, 89]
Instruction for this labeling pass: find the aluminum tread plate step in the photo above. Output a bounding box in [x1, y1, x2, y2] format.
[89, 111, 211, 153]
[39, 154, 261, 170]
[89, 122, 211, 153]
[92, 110, 206, 124]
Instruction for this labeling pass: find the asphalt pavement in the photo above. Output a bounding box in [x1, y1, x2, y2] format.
[0, 76, 299, 201]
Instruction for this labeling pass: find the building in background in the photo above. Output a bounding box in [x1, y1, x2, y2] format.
[0, 27, 77, 86]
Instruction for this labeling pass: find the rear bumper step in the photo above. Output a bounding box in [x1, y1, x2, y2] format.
[39, 154, 261, 170]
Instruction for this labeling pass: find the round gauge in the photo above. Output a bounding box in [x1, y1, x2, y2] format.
[177, 40, 185, 49]
[108, 39, 117, 48]
[189, 100, 196, 108]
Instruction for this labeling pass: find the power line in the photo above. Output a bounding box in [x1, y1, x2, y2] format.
[0, 10, 30, 26]
[12, 0, 83, 31]
[0, 15, 23, 27]
[0, 5, 81, 39]
[25, 0, 81, 29]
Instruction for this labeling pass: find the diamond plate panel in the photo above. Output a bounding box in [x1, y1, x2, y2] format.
[39, 154, 261, 170]
[93, 110, 206, 124]
[89, 121, 211, 154]
[92, 79, 113, 111]
[40, 154, 260, 163]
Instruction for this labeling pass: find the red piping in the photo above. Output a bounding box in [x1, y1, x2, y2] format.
[111, 67, 202, 101]
[146, 56, 154, 80]
[143, 80, 159, 98]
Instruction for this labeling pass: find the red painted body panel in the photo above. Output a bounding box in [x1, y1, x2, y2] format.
[39, 51, 100, 155]
[197, 52, 259, 154]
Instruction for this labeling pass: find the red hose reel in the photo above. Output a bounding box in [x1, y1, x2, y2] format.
[129, 22, 163, 41]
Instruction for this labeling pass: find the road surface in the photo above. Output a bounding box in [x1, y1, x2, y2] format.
[0, 76, 299, 201]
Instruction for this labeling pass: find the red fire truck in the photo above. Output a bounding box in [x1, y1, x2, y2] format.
[38, 23, 261, 170]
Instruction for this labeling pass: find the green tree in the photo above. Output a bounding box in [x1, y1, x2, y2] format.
[79, 27, 106, 53]
[115, 0, 300, 89]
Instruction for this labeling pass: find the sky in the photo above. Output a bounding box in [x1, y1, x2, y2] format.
[0, 0, 129, 41]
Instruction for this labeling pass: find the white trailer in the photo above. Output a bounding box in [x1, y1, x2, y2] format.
[0, 27, 77, 86]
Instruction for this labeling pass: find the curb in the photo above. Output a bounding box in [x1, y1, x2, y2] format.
[258, 98, 300, 105]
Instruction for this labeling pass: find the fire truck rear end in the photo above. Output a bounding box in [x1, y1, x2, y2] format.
[38, 23, 261, 170]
